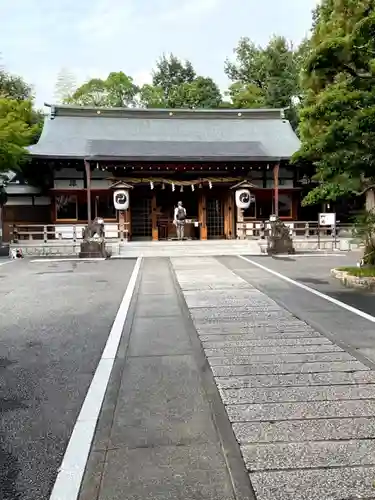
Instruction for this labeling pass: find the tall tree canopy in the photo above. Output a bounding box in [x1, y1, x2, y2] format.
[142, 54, 223, 109]
[152, 53, 196, 101]
[0, 98, 40, 174]
[168, 76, 222, 109]
[67, 72, 139, 107]
[0, 67, 32, 101]
[225, 36, 303, 126]
[295, 0, 375, 207]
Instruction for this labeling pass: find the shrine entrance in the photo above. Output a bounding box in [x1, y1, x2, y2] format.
[155, 188, 200, 240]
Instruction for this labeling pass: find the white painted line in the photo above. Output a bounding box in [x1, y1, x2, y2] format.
[0, 260, 12, 267]
[239, 255, 375, 324]
[271, 253, 346, 258]
[31, 258, 106, 263]
[49, 256, 142, 500]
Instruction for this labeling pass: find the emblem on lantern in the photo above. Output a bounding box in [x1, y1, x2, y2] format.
[235, 189, 254, 209]
[113, 189, 129, 211]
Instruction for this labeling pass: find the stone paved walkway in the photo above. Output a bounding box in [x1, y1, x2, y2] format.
[172, 257, 375, 500]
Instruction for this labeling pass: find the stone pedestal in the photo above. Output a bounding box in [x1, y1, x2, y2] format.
[79, 240, 108, 258]
[267, 217, 295, 255]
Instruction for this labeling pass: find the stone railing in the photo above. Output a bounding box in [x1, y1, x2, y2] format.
[9, 222, 130, 243]
[236, 220, 353, 240]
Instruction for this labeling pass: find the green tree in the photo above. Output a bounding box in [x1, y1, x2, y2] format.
[152, 53, 196, 101]
[295, 0, 375, 205]
[295, 0, 375, 262]
[0, 66, 32, 101]
[225, 82, 265, 109]
[138, 84, 167, 108]
[67, 72, 139, 107]
[225, 36, 303, 127]
[169, 77, 222, 109]
[0, 98, 40, 174]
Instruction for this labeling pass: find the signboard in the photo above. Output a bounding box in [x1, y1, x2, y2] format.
[319, 213, 336, 226]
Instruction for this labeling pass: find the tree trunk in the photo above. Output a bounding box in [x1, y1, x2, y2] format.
[366, 189, 375, 212]
[365, 190, 375, 265]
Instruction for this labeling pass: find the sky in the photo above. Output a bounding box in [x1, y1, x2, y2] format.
[0, 0, 319, 108]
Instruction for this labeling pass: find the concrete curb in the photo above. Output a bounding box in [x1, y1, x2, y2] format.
[331, 267, 375, 290]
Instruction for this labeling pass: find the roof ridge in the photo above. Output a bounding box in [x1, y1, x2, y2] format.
[47, 104, 285, 120]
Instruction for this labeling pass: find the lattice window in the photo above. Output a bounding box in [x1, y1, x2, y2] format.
[207, 198, 224, 239]
[131, 198, 152, 239]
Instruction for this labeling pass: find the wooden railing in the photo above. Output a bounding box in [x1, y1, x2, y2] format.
[8, 221, 354, 243]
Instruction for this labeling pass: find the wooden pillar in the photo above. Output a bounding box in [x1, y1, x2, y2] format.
[224, 190, 234, 239]
[198, 192, 207, 240]
[273, 163, 280, 216]
[84, 159, 92, 224]
[151, 193, 158, 241]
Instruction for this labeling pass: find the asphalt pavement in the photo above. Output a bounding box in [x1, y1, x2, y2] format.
[0, 259, 136, 500]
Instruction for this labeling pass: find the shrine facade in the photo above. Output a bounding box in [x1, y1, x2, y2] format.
[2, 105, 305, 242]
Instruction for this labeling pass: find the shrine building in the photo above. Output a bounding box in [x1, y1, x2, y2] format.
[2, 104, 305, 242]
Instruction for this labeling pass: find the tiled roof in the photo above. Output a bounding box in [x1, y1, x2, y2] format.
[28, 105, 301, 160]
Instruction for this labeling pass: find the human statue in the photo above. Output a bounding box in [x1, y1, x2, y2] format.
[174, 201, 186, 240]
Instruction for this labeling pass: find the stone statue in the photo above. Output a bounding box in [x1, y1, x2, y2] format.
[174, 201, 187, 240]
[80, 217, 109, 258]
[266, 216, 295, 255]
[82, 217, 105, 240]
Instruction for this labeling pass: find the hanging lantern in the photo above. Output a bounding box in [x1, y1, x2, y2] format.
[180, 185, 184, 192]
[172, 183, 175, 192]
[191, 184, 195, 191]
[235, 189, 255, 209]
[113, 190, 129, 210]
[150, 181, 154, 190]
[208, 181, 212, 189]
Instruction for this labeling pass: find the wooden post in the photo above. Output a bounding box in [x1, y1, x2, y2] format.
[273, 163, 279, 216]
[119, 211, 125, 241]
[84, 159, 92, 225]
[198, 192, 207, 240]
[224, 190, 234, 239]
[151, 194, 158, 241]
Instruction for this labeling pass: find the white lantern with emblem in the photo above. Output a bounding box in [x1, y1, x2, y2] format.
[235, 189, 254, 209]
[113, 189, 129, 211]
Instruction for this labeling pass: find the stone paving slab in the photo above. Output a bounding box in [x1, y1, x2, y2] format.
[99, 443, 236, 500]
[196, 321, 314, 332]
[226, 399, 375, 422]
[243, 439, 375, 471]
[220, 384, 375, 405]
[205, 344, 342, 357]
[202, 337, 330, 347]
[199, 330, 319, 340]
[233, 418, 375, 443]
[211, 360, 369, 376]
[191, 308, 293, 320]
[171, 256, 375, 500]
[208, 351, 352, 365]
[250, 467, 375, 500]
[216, 371, 375, 389]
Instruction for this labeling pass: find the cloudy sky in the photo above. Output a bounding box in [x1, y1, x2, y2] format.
[1, 0, 319, 108]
